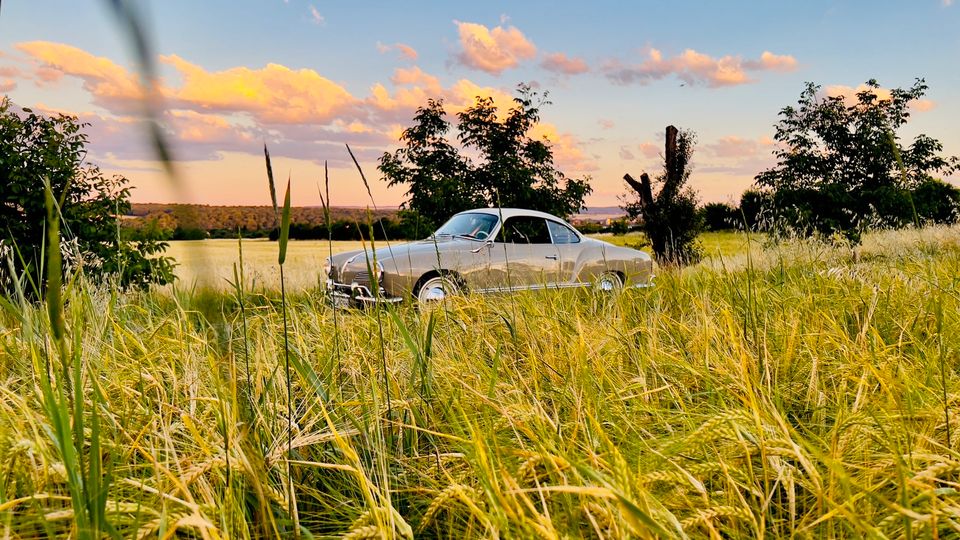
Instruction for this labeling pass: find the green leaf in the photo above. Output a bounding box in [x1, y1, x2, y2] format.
[278, 178, 292, 265]
[264, 144, 279, 224]
[44, 180, 64, 344]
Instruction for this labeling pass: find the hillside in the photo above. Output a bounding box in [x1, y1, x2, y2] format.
[126, 203, 397, 237]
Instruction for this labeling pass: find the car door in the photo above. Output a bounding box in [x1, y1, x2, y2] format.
[546, 219, 586, 285]
[487, 216, 560, 290]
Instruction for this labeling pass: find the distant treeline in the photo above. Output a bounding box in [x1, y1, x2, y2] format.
[698, 178, 960, 232]
[121, 204, 441, 241]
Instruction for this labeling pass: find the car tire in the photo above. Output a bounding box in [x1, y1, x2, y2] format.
[415, 274, 461, 304]
[594, 271, 624, 292]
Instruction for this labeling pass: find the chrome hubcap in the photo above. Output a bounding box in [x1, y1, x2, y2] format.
[419, 279, 454, 302]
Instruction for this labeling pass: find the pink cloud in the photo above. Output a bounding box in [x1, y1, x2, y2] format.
[530, 122, 597, 172]
[308, 5, 324, 25]
[16, 41, 145, 110]
[605, 47, 798, 88]
[744, 51, 798, 72]
[453, 20, 537, 75]
[705, 136, 765, 158]
[637, 142, 660, 159]
[541, 52, 589, 75]
[35, 66, 64, 85]
[598, 119, 615, 130]
[619, 146, 635, 160]
[376, 42, 418, 61]
[0, 80, 16, 92]
[823, 83, 936, 112]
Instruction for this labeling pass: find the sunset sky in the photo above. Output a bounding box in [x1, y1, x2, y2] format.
[1, 0, 958, 209]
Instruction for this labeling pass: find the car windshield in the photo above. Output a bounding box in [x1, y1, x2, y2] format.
[433, 213, 499, 240]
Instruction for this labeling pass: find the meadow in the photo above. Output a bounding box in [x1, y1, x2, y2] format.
[3, 226, 960, 538]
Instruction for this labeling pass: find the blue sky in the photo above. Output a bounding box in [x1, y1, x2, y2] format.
[1, 0, 957, 207]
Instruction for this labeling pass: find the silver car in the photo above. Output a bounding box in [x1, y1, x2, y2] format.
[325, 208, 654, 306]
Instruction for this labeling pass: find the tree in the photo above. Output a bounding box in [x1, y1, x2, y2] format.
[0, 98, 174, 293]
[623, 126, 703, 265]
[379, 85, 592, 226]
[755, 79, 958, 241]
[700, 202, 739, 231]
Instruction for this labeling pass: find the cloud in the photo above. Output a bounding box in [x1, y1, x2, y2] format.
[705, 136, 768, 158]
[530, 122, 597, 172]
[376, 42, 418, 61]
[308, 5, 324, 25]
[0, 66, 19, 78]
[619, 146, 635, 160]
[823, 83, 936, 112]
[453, 20, 536, 75]
[13, 41, 592, 174]
[743, 51, 798, 72]
[637, 142, 660, 159]
[944, 0, 954, 6]
[598, 119, 615, 130]
[541, 52, 589, 75]
[604, 48, 798, 87]
[16, 41, 145, 110]
[0, 80, 15, 92]
[160, 54, 358, 124]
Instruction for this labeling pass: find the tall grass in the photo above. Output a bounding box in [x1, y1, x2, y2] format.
[2, 226, 960, 537]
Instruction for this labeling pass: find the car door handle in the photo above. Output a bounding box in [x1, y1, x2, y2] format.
[545, 255, 558, 260]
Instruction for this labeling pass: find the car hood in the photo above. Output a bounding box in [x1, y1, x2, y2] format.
[330, 237, 480, 269]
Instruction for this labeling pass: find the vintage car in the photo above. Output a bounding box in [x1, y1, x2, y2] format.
[325, 208, 654, 306]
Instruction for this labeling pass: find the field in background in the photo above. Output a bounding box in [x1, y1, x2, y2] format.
[4, 226, 960, 537]
[165, 231, 747, 290]
[165, 238, 367, 290]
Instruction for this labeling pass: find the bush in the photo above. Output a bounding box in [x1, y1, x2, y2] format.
[0, 98, 174, 293]
[701, 202, 739, 231]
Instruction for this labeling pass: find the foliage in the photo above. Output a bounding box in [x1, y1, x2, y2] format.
[609, 218, 630, 235]
[624, 126, 703, 264]
[700, 202, 739, 231]
[379, 84, 592, 225]
[755, 79, 959, 241]
[0, 98, 174, 292]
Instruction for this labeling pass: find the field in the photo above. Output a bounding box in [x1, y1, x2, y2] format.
[163, 232, 747, 291]
[3, 227, 960, 537]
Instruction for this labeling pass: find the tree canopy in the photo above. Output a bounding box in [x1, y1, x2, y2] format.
[0, 98, 174, 293]
[755, 79, 959, 240]
[378, 85, 592, 229]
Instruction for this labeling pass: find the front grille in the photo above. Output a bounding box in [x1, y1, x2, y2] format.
[354, 271, 370, 286]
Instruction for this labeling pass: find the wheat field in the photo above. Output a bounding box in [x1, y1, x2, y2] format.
[2, 227, 960, 538]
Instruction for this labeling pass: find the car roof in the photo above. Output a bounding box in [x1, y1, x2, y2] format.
[454, 208, 569, 222]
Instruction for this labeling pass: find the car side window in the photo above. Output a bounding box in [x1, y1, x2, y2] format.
[546, 220, 581, 244]
[501, 217, 552, 244]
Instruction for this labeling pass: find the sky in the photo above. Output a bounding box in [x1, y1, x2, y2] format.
[1, 0, 958, 209]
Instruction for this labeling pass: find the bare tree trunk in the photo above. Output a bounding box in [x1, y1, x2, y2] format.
[661, 125, 680, 203]
[623, 173, 653, 210]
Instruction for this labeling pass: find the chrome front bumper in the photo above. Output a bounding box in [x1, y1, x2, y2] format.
[325, 279, 403, 307]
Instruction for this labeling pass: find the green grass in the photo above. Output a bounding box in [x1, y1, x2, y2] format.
[2, 226, 960, 538]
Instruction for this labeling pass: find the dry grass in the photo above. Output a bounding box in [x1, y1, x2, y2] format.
[2, 226, 960, 537]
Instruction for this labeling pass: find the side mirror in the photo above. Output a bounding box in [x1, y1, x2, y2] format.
[471, 239, 493, 253]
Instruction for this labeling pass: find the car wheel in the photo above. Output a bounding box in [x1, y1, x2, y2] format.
[416, 275, 461, 304]
[594, 271, 624, 292]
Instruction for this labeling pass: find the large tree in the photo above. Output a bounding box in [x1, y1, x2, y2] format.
[623, 126, 703, 265]
[378, 85, 592, 229]
[0, 98, 174, 293]
[755, 79, 959, 240]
